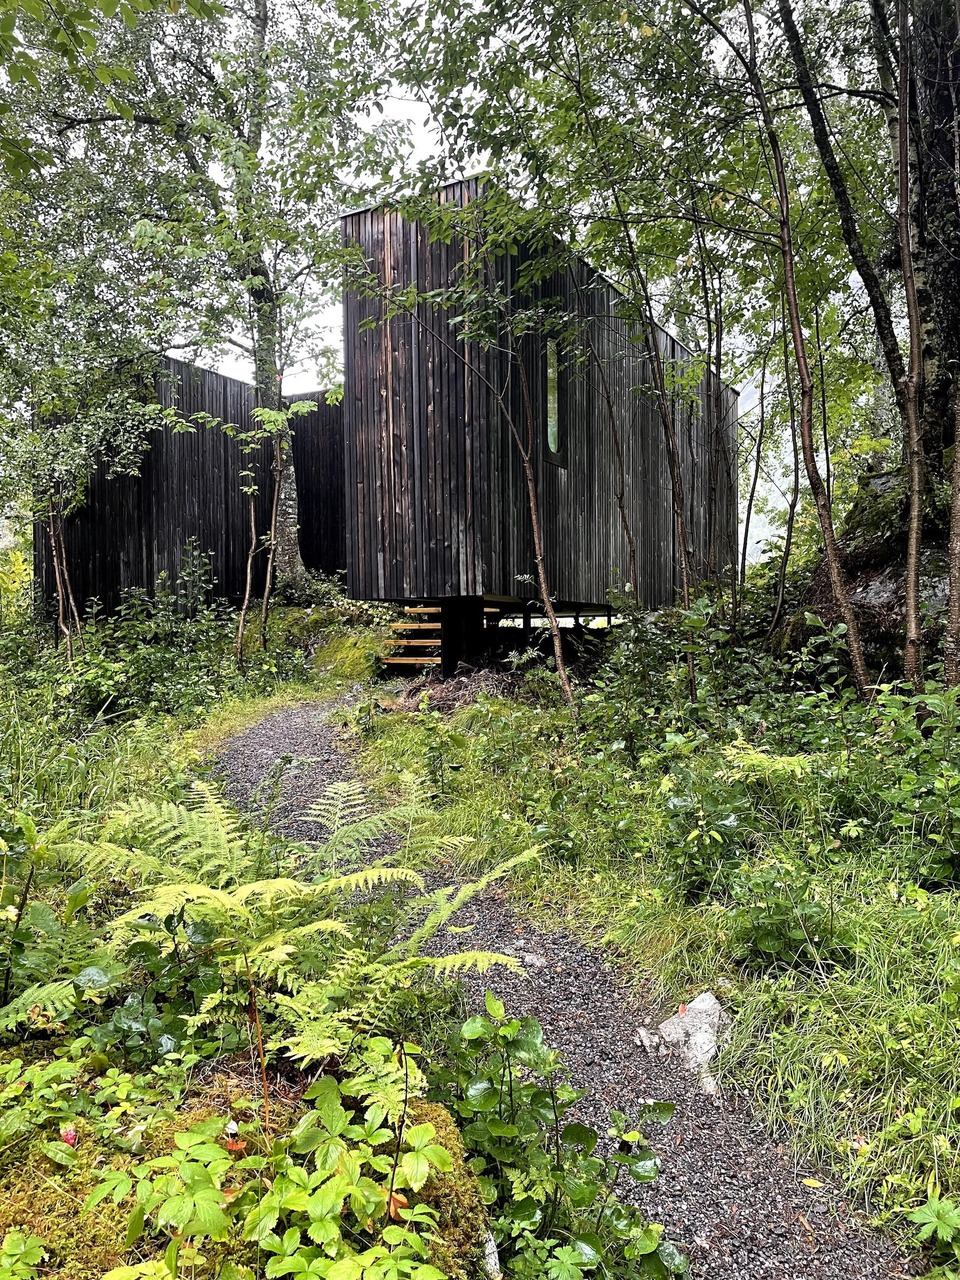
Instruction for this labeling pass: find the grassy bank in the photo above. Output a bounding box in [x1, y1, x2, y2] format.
[352, 614, 960, 1248]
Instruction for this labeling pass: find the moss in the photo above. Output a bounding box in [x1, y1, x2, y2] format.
[841, 466, 951, 553]
[312, 631, 385, 682]
[0, 1064, 305, 1280]
[410, 1101, 488, 1280]
[0, 1119, 133, 1280]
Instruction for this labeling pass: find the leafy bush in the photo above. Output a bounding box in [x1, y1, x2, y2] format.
[431, 995, 687, 1278]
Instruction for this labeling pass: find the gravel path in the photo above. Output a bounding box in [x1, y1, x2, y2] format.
[214, 700, 914, 1280]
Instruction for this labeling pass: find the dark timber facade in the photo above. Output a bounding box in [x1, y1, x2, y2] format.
[342, 181, 738, 636]
[35, 358, 345, 612]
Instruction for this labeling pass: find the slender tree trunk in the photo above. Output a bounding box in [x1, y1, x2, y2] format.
[563, 63, 697, 696]
[390, 278, 575, 706]
[814, 306, 832, 508]
[514, 344, 575, 706]
[46, 513, 73, 662]
[698, 0, 872, 696]
[779, 0, 908, 414]
[740, 331, 771, 595]
[259, 436, 285, 647]
[946, 394, 960, 683]
[57, 522, 83, 641]
[769, 304, 801, 636]
[236, 490, 258, 665]
[897, 0, 926, 687]
[942, 0, 960, 685]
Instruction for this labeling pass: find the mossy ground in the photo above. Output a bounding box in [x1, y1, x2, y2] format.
[410, 1101, 488, 1280]
[0, 1120, 133, 1280]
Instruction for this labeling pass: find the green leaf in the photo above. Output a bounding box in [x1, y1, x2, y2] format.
[484, 991, 505, 1020]
[125, 1202, 146, 1248]
[464, 1079, 500, 1112]
[908, 1194, 960, 1243]
[186, 1195, 231, 1239]
[41, 1140, 76, 1167]
[569, 1233, 603, 1269]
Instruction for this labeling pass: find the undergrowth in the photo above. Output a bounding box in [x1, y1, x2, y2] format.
[354, 601, 960, 1259]
[0, 549, 685, 1279]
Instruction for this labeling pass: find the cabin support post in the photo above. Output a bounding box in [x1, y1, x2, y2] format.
[440, 597, 485, 678]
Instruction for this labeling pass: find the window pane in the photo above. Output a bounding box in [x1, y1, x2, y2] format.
[546, 339, 559, 454]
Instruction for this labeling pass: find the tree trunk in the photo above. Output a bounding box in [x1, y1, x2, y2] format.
[946, 395, 960, 684]
[769, 303, 801, 637]
[942, 0, 960, 685]
[712, 0, 873, 697]
[897, 0, 926, 687]
[250, 283, 310, 599]
[514, 343, 575, 706]
[740, 322, 773, 597]
[260, 436, 285, 647]
[235, 490, 258, 666]
[46, 513, 73, 662]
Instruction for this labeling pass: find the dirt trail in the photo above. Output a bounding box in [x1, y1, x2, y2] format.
[215, 700, 914, 1280]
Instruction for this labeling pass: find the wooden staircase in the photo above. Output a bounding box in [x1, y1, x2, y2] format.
[382, 599, 521, 676]
[383, 606, 442, 669]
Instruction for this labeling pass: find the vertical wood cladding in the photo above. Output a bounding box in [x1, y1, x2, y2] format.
[35, 358, 345, 612]
[342, 184, 738, 608]
[343, 183, 489, 600]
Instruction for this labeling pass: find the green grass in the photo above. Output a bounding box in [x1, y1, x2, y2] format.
[351, 682, 960, 1230]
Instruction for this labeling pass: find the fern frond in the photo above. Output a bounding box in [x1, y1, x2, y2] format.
[60, 840, 170, 884]
[314, 866, 423, 897]
[107, 783, 258, 888]
[303, 780, 374, 834]
[410, 950, 519, 978]
[302, 782, 432, 864]
[396, 848, 541, 959]
[0, 979, 76, 1032]
[110, 882, 241, 931]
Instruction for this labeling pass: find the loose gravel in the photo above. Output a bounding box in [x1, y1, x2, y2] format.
[214, 699, 915, 1280]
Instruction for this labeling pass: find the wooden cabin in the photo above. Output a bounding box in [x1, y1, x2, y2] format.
[35, 358, 345, 613]
[341, 179, 738, 672]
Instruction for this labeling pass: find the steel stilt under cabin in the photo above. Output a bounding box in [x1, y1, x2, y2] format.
[341, 179, 739, 674]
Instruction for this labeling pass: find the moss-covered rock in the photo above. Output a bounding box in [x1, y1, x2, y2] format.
[410, 1101, 489, 1280]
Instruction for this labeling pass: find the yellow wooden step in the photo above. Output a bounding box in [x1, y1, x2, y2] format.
[387, 639, 442, 648]
[404, 606, 441, 615]
[390, 622, 441, 631]
[384, 656, 441, 665]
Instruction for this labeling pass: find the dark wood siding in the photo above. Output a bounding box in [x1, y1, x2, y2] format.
[343, 180, 488, 600]
[35, 358, 345, 612]
[342, 186, 738, 608]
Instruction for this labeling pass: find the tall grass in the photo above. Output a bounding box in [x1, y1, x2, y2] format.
[355, 677, 960, 1224]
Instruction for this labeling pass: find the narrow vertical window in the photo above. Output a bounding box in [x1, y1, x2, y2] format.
[546, 338, 561, 458]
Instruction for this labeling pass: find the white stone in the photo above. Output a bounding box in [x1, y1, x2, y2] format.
[646, 993, 730, 1093]
[634, 1027, 660, 1055]
[482, 1229, 502, 1280]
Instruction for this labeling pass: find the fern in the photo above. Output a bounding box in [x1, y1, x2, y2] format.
[274, 943, 517, 1069]
[312, 865, 423, 897]
[395, 847, 542, 960]
[302, 780, 432, 867]
[104, 782, 267, 887]
[0, 979, 76, 1032]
